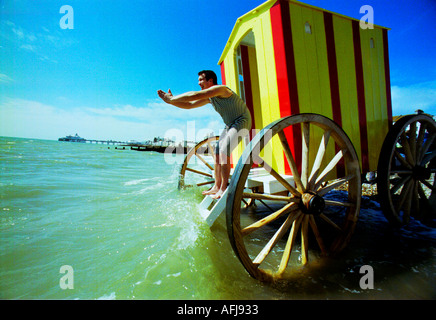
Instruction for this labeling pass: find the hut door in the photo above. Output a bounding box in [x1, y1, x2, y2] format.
[236, 43, 260, 140]
[236, 46, 246, 102]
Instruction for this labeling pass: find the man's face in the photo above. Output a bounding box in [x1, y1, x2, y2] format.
[198, 74, 214, 90]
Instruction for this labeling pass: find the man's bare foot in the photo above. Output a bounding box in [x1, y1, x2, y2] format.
[211, 189, 225, 199]
[202, 187, 219, 195]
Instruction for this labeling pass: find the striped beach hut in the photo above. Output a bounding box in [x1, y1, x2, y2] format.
[219, 0, 392, 176]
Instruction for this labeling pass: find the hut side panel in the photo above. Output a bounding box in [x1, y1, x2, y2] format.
[359, 26, 390, 171]
[254, 11, 286, 173]
[288, 3, 338, 176]
[218, 0, 392, 175]
[332, 16, 363, 169]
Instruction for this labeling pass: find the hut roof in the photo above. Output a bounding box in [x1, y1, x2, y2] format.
[218, 0, 389, 65]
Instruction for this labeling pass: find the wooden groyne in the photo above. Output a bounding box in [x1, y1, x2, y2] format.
[109, 143, 214, 155]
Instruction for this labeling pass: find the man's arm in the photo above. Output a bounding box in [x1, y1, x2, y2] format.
[157, 89, 208, 109]
[157, 85, 232, 109]
[168, 98, 210, 110]
[170, 85, 231, 102]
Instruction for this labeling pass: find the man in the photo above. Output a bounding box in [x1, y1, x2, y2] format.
[158, 70, 252, 199]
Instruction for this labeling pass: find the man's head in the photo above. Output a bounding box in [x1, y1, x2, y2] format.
[198, 70, 217, 90]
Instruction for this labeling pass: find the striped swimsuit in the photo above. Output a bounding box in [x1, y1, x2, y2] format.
[209, 88, 252, 157]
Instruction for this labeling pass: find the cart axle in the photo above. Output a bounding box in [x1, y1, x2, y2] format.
[412, 165, 431, 181]
[300, 192, 325, 216]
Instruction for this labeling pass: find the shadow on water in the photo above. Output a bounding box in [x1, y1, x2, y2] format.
[205, 191, 436, 300]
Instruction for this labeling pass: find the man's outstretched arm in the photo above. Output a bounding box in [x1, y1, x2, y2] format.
[157, 89, 209, 109]
[157, 85, 231, 109]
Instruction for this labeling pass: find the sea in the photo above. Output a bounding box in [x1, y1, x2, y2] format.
[1, 136, 435, 300]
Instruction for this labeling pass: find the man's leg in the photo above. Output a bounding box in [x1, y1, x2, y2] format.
[202, 154, 221, 195]
[211, 153, 231, 199]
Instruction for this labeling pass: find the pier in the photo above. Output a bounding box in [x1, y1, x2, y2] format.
[58, 133, 196, 154]
[86, 139, 126, 145]
[58, 134, 127, 145]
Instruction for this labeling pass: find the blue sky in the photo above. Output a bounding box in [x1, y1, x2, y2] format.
[0, 0, 435, 142]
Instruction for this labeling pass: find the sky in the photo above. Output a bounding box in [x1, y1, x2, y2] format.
[0, 0, 435, 142]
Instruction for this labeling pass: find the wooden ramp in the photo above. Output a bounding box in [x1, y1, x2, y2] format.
[199, 168, 295, 227]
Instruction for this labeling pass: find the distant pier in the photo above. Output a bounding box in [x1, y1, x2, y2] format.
[58, 133, 197, 154]
[58, 134, 126, 145]
[86, 139, 126, 145]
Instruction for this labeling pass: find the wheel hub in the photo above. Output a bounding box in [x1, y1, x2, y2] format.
[413, 165, 431, 180]
[300, 192, 325, 215]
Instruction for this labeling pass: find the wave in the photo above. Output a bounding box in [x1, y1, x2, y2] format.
[96, 292, 116, 300]
[133, 182, 165, 195]
[123, 178, 150, 186]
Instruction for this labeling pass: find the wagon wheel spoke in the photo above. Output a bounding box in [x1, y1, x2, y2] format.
[185, 167, 213, 178]
[407, 122, 417, 164]
[195, 153, 214, 171]
[301, 122, 310, 189]
[242, 192, 299, 203]
[395, 179, 414, 223]
[278, 131, 305, 193]
[411, 181, 420, 219]
[178, 136, 219, 189]
[415, 122, 427, 161]
[276, 212, 327, 276]
[253, 211, 301, 266]
[417, 182, 436, 214]
[277, 213, 304, 275]
[400, 131, 415, 166]
[197, 180, 215, 187]
[418, 127, 435, 163]
[390, 169, 413, 175]
[206, 141, 216, 159]
[394, 150, 412, 169]
[420, 179, 436, 192]
[241, 202, 299, 236]
[300, 215, 310, 265]
[402, 181, 415, 223]
[319, 213, 343, 232]
[308, 129, 332, 190]
[317, 174, 355, 196]
[389, 175, 411, 195]
[308, 215, 327, 254]
[421, 149, 436, 166]
[417, 183, 427, 203]
[314, 149, 347, 190]
[255, 155, 300, 197]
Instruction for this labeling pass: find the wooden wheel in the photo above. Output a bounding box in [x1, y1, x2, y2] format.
[178, 136, 219, 189]
[226, 114, 361, 282]
[377, 114, 436, 226]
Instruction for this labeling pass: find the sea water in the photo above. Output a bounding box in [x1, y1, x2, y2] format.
[1, 136, 435, 299]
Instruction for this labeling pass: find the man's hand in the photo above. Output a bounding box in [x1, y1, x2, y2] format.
[157, 89, 173, 104]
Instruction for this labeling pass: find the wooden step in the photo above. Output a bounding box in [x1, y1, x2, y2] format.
[199, 167, 295, 227]
[199, 188, 229, 227]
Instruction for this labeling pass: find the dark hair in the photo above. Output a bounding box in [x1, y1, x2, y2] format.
[198, 70, 218, 85]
